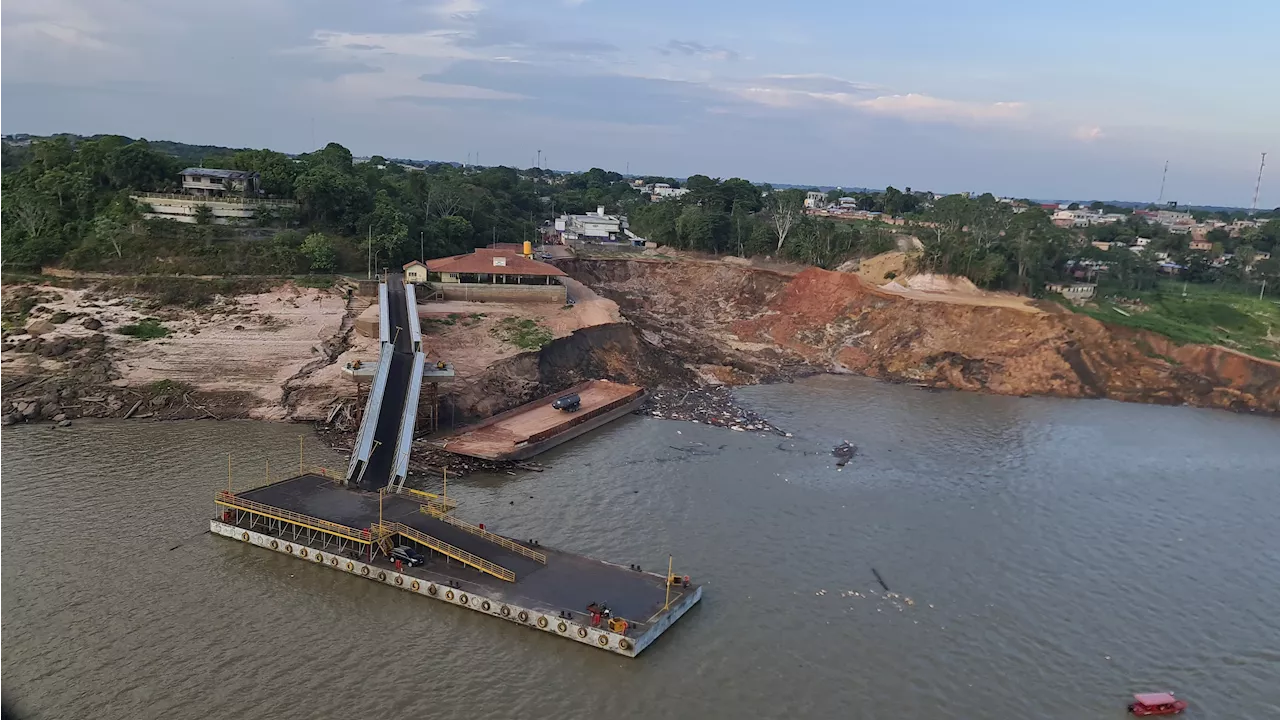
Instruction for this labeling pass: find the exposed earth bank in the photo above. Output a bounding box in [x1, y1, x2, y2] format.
[560, 258, 1280, 415]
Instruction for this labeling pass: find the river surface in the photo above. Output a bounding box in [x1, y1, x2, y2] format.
[3, 376, 1279, 719]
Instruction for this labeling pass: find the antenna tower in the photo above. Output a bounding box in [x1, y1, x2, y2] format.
[1251, 152, 1267, 214]
[1156, 160, 1169, 205]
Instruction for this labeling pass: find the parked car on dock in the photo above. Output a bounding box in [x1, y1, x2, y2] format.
[552, 393, 581, 412]
[391, 546, 425, 566]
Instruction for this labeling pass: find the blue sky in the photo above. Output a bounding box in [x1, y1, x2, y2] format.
[3, 0, 1277, 206]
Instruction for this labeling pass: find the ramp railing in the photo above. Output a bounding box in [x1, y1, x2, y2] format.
[376, 522, 516, 582]
[417, 507, 547, 564]
[215, 491, 372, 544]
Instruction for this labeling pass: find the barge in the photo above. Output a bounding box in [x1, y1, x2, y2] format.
[212, 472, 700, 657]
[430, 379, 646, 461]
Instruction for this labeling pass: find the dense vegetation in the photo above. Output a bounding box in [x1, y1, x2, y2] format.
[3, 134, 1277, 304]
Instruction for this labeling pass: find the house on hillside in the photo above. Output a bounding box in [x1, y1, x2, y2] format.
[180, 168, 261, 198]
[423, 248, 567, 303]
[131, 167, 292, 224]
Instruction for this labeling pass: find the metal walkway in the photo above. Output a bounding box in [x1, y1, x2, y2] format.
[346, 274, 425, 491]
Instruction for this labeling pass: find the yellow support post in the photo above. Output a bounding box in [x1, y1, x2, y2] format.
[664, 554, 673, 611]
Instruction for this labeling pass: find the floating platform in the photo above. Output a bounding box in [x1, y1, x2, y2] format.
[431, 379, 646, 461]
[212, 473, 699, 657]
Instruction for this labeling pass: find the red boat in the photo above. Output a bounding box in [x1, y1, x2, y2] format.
[1128, 692, 1188, 716]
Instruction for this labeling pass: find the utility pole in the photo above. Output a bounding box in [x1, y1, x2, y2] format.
[420, 231, 424, 262]
[1251, 152, 1267, 215]
[367, 225, 372, 280]
[537, 149, 541, 169]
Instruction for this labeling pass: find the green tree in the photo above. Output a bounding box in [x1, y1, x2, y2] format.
[300, 232, 337, 271]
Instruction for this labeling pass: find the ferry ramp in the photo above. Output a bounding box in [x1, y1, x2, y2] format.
[347, 274, 420, 491]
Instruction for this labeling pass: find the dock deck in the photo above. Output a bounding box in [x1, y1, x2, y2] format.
[432, 379, 646, 461]
[219, 473, 698, 655]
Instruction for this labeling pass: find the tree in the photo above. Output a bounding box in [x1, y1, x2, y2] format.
[766, 190, 803, 253]
[300, 232, 337, 271]
[193, 204, 213, 225]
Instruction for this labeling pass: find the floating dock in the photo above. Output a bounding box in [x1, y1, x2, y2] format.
[212, 472, 700, 657]
[431, 379, 646, 461]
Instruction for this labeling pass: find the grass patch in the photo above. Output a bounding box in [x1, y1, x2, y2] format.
[118, 318, 170, 340]
[295, 275, 336, 289]
[1070, 283, 1280, 360]
[489, 317, 554, 350]
[147, 379, 194, 395]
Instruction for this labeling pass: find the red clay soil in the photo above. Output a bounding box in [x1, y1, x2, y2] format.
[566, 259, 1280, 415]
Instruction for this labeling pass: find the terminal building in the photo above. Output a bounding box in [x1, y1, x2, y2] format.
[418, 246, 568, 303]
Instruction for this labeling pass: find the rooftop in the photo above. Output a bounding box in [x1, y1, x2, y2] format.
[180, 167, 256, 180]
[426, 249, 566, 277]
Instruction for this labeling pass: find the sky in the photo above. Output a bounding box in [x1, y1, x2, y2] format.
[3, 0, 1278, 207]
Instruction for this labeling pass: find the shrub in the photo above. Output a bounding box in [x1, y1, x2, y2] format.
[489, 317, 553, 350]
[118, 318, 170, 339]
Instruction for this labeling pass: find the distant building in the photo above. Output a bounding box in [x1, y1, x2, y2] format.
[1046, 282, 1096, 302]
[131, 167, 291, 224]
[1189, 239, 1214, 251]
[646, 183, 690, 200]
[180, 168, 260, 198]
[555, 207, 641, 244]
[804, 191, 827, 209]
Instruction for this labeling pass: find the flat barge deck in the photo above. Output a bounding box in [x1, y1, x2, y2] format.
[212, 473, 699, 657]
[431, 379, 645, 461]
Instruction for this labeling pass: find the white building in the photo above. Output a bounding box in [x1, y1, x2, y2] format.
[555, 206, 637, 244]
[647, 183, 690, 200]
[1052, 209, 1099, 227]
[804, 191, 827, 209]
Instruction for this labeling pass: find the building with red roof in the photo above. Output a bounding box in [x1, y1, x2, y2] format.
[410, 248, 567, 303]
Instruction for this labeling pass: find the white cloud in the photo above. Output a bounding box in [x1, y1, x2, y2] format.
[855, 93, 1028, 124]
[1073, 125, 1105, 142]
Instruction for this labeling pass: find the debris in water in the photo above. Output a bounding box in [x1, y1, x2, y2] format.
[833, 441, 858, 467]
[638, 386, 789, 436]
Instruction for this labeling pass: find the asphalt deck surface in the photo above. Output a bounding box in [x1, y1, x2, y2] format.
[358, 275, 413, 491]
[238, 474, 686, 624]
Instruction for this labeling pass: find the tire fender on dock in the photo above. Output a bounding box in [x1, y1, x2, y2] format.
[518, 610, 529, 623]
[411, 580, 420, 592]
[577, 628, 588, 638]
[537, 617, 548, 629]
[557, 621, 567, 633]
[428, 584, 437, 596]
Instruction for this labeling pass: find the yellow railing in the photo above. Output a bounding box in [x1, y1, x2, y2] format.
[419, 509, 546, 564]
[217, 491, 372, 544]
[376, 522, 516, 582]
[406, 488, 459, 514]
[309, 465, 346, 482]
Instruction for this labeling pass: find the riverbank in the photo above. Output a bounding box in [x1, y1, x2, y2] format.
[560, 257, 1280, 415]
[6, 254, 1277, 437]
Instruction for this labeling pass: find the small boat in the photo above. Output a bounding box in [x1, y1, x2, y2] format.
[1128, 692, 1188, 716]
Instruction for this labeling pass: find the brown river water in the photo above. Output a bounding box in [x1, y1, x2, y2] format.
[3, 375, 1279, 719]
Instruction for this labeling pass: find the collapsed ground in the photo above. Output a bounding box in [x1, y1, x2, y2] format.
[5, 253, 1278, 451]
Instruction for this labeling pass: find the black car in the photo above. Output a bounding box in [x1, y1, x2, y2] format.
[551, 393, 581, 412]
[391, 546, 425, 566]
